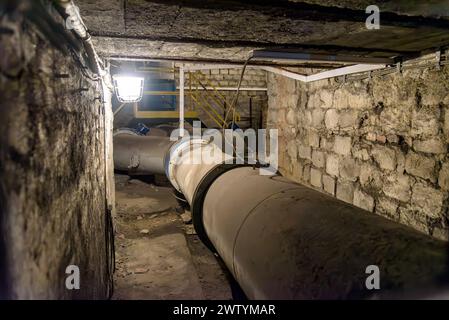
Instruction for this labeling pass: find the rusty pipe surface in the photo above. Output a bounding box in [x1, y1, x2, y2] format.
[113, 132, 448, 299]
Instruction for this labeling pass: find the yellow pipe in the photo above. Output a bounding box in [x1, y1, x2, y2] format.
[134, 110, 199, 119]
[143, 91, 178, 95]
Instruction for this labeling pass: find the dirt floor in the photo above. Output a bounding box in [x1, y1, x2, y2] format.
[112, 174, 233, 300]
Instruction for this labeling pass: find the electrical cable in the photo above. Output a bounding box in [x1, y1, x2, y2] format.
[223, 55, 253, 130]
[336, 51, 448, 83]
[68, 46, 101, 81]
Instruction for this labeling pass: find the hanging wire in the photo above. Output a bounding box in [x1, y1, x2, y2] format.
[223, 55, 253, 130]
[219, 55, 254, 164]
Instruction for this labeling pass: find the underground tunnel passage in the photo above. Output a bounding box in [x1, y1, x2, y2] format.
[1, 0, 449, 305]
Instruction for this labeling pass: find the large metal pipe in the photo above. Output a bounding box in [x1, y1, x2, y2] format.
[166, 138, 232, 204]
[113, 131, 173, 175]
[201, 166, 448, 299]
[113, 133, 449, 299]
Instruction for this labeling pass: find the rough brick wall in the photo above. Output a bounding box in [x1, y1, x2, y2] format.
[177, 67, 268, 129]
[0, 15, 113, 299]
[267, 55, 449, 240]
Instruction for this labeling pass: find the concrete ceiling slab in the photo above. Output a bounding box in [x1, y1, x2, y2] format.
[78, 0, 449, 63]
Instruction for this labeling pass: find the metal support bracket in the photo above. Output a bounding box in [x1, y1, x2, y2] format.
[184, 62, 387, 84]
[179, 65, 185, 137]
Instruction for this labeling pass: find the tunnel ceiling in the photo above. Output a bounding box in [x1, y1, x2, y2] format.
[290, 0, 449, 18]
[78, 0, 449, 64]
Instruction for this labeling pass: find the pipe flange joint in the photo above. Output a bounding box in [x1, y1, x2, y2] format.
[165, 137, 209, 192]
[191, 163, 251, 252]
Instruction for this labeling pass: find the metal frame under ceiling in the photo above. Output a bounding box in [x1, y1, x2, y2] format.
[182, 63, 388, 83]
[177, 55, 390, 133]
[111, 49, 446, 134]
[250, 50, 396, 65]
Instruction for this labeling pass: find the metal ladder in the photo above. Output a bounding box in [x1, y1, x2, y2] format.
[187, 71, 241, 128]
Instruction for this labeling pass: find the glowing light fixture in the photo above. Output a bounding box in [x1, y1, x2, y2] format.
[113, 75, 144, 103]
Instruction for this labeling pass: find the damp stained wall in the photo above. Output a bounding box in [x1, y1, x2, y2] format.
[267, 54, 449, 240]
[0, 14, 114, 299]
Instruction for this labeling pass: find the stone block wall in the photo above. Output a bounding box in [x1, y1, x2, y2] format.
[267, 56, 449, 240]
[0, 14, 113, 298]
[177, 67, 268, 128]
